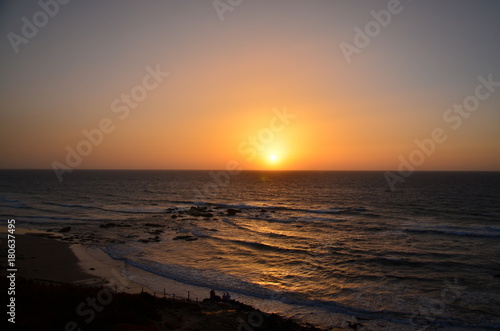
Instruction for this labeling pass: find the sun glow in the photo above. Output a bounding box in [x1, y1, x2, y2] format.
[266, 153, 281, 167]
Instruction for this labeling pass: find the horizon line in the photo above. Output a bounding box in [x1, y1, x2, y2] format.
[1, 168, 499, 172]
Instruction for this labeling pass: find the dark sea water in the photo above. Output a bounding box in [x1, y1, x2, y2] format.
[1, 170, 500, 329]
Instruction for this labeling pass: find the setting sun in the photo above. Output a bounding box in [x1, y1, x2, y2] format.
[266, 152, 282, 167]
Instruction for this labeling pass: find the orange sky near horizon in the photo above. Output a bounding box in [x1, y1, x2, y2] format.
[1, 1, 499, 171]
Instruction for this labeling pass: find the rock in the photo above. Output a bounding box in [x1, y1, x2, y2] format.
[174, 235, 191, 240]
[100, 223, 130, 228]
[187, 206, 213, 217]
[227, 208, 242, 216]
[138, 236, 162, 243]
[173, 235, 198, 241]
[347, 321, 362, 330]
[59, 227, 71, 233]
[494, 274, 500, 278]
[100, 223, 116, 228]
[171, 215, 178, 219]
[144, 223, 162, 227]
[260, 209, 268, 213]
[125, 234, 138, 238]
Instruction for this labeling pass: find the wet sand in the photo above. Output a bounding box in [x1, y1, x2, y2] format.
[1, 231, 340, 330]
[10, 234, 98, 283]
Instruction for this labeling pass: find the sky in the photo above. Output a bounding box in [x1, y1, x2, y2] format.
[1, 0, 499, 171]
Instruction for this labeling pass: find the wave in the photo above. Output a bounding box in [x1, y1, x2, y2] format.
[224, 238, 311, 255]
[106, 249, 494, 329]
[44, 202, 94, 209]
[351, 256, 485, 273]
[42, 201, 168, 215]
[2, 202, 70, 215]
[186, 201, 378, 218]
[1, 198, 22, 203]
[1, 197, 27, 208]
[17, 198, 383, 222]
[232, 223, 313, 241]
[105, 249, 275, 299]
[404, 228, 500, 238]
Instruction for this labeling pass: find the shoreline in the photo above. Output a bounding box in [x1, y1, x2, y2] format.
[70, 243, 146, 293]
[3, 231, 99, 284]
[2, 229, 347, 330]
[0, 228, 153, 293]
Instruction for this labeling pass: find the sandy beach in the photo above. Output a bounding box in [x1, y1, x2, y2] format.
[1, 231, 342, 330]
[12, 234, 98, 284]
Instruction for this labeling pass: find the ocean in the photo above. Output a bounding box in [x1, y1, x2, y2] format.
[1, 170, 500, 330]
